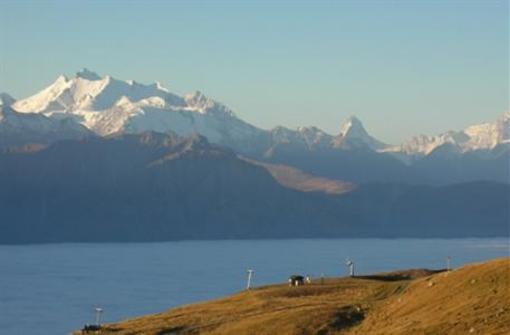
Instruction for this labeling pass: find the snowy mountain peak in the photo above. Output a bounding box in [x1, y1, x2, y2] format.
[8, 70, 507, 160]
[339, 116, 367, 138]
[385, 111, 510, 157]
[76, 68, 102, 81]
[335, 116, 388, 150]
[184, 91, 235, 117]
[55, 74, 69, 83]
[0, 93, 16, 107]
[12, 70, 185, 114]
[8, 70, 254, 143]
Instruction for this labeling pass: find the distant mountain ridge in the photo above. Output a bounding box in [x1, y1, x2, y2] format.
[6, 69, 508, 155]
[1, 132, 507, 243]
[1, 71, 508, 244]
[0, 94, 91, 148]
[383, 112, 510, 158]
[1, 69, 508, 184]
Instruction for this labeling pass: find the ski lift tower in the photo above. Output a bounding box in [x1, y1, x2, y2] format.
[246, 269, 254, 290]
[95, 307, 103, 326]
[345, 258, 355, 277]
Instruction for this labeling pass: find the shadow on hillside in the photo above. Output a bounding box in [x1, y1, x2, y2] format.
[355, 269, 447, 282]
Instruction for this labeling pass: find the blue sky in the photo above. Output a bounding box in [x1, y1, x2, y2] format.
[0, 0, 507, 143]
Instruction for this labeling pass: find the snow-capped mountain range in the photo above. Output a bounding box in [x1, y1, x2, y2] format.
[0, 92, 90, 148]
[383, 112, 510, 158]
[2, 69, 509, 160]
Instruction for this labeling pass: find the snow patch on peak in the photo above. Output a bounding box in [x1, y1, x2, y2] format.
[297, 126, 330, 139]
[297, 126, 325, 134]
[184, 91, 209, 106]
[140, 96, 166, 108]
[184, 91, 235, 117]
[114, 95, 133, 107]
[12, 75, 72, 113]
[115, 95, 166, 109]
[155, 81, 169, 92]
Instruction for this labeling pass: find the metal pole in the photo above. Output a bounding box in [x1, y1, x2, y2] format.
[346, 259, 354, 277]
[246, 269, 254, 290]
[446, 256, 451, 271]
[95, 308, 103, 326]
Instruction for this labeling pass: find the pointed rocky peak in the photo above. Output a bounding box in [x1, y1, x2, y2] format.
[54, 74, 69, 84]
[76, 68, 102, 81]
[184, 90, 235, 117]
[11, 74, 73, 113]
[269, 126, 298, 144]
[339, 116, 369, 138]
[48, 74, 71, 92]
[184, 90, 211, 107]
[297, 126, 330, 138]
[295, 126, 333, 149]
[0, 93, 16, 107]
[335, 116, 388, 151]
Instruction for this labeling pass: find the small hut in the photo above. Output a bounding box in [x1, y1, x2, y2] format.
[288, 275, 305, 286]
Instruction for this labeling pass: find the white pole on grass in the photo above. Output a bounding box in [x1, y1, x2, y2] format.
[95, 307, 103, 326]
[345, 258, 355, 277]
[246, 269, 254, 290]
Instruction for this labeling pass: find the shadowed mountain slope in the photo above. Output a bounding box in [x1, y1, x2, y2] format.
[0, 133, 508, 243]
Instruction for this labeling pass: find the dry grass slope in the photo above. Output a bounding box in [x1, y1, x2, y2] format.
[242, 157, 355, 194]
[84, 258, 509, 335]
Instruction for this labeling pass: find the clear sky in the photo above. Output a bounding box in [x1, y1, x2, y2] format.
[0, 0, 508, 143]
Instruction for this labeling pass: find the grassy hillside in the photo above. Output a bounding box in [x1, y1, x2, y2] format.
[79, 258, 509, 335]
